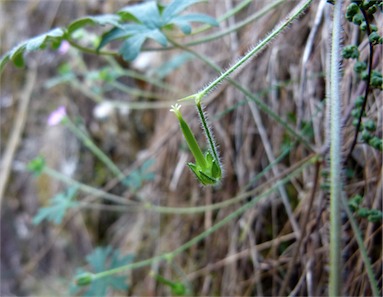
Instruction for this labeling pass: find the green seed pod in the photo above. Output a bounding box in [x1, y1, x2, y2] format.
[170, 104, 222, 186]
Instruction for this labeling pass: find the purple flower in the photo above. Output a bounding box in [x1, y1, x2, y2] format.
[47, 106, 67, 126]
[58, 40, 70, 55]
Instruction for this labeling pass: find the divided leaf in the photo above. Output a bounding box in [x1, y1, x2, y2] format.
[70, 246, 134, 297]
[99, 0, 218, 60]
[32, 186, 78, 225]
[0, 0, 218, 70]
[0, 28, 64, 72]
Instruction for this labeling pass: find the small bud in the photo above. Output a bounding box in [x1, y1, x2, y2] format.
[352, 13, 364, 25]
[354, 61, 367, 73]
[75, 272, 94, 286]
[364, 119, 376, 131]
[27, 156, 46, 176]
[361, 130, 372, 142]
[342, 45, 359, 59]
[354, 95, 365, 108]
[369, 32, 380, 45]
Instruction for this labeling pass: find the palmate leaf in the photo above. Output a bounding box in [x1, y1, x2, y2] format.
[123, 158, 156, 191]
[70, 246, 134, 297]
[98, 0, 218, 61]
[161, 0, 202, 22]
[0, 28, 64, 72]
[32, 186, 79, 225]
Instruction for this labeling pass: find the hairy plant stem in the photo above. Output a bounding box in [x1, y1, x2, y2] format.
[329, 0, 343, 295]
[181, 0, 313, 100]
[170, 38, 314, 152]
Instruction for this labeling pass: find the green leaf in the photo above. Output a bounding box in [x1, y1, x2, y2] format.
[99, 0, 217, 61]
[70, 246, 134, 297]
[67, 14, 122, 34]
[0, 28, 64, 72]
[154, 53, 194, 78]
[123, 158, 156, 190]
[119, 1, 162, 28]
[162, 0, 202, 22]
[97, 24, 147, 50]
[119, 34, 147, 61]
[32, 186, 78, 225]
[165, 7, 218, 34]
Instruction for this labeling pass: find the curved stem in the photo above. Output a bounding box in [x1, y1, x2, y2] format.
[66, 37, 117, 57]
[64, 118, 126, 182]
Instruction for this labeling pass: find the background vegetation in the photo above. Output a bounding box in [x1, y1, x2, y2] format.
[0, 0, 381, 296]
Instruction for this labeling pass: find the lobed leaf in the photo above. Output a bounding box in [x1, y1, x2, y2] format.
[32, 186, 78, 225]
[0, 28, 64, 72]
[118, 1, 162, 28]
[70, 246, 134, 297]
[162, 0, 202, 23]
[67, 14, 122, 34]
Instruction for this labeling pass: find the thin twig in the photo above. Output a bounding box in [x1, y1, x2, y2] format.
[0, 66, 37, 209]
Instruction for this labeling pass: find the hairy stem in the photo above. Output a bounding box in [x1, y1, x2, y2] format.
[329, 0, 343, 295]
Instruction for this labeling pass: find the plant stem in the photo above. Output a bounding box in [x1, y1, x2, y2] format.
[341, 195, 381, 297]
[195, 100, 220, 163]
[88, 155, 315, 282]
[42, 167, 134, 205]
[63, 118, 126, 182]
[192, 0, 313, 99]
[170, 38, 315, 152]
[329, 0, 343, 295]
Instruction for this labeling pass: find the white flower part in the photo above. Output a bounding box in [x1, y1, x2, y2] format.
[93, 101, 115, 120]
[47, 106, 67, 126]
[170, 103, 181, 113]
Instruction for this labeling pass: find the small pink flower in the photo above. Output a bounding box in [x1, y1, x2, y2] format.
[58, 40, 70, 55]
[47, 106, 67, 126]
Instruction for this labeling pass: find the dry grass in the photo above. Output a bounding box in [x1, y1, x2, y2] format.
[0, 1, 382, 296]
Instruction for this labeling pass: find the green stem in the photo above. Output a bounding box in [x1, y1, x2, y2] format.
[195, 100, 220, 163]
[42, 167, 134, 205]
[170, 39, 314, 152]
[63, 118, 126, 182]
[329, 0, 343, 295]
[192, 0, 313, 99]
[191, 0, 252, 35]
[341, 196, 381, 297]
[77, 155, 315, 284]
[66, 37, 116, 57]
[144, 0, 285, 51]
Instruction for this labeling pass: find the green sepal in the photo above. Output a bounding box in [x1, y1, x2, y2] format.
[187, 152, 221, 186]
